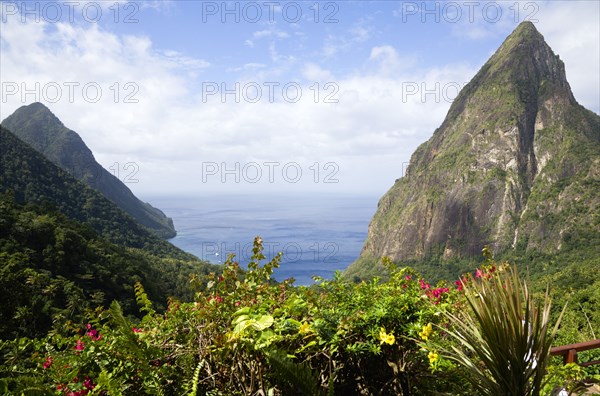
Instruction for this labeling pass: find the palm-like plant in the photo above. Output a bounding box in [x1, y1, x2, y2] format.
[442, 264, 564, 396]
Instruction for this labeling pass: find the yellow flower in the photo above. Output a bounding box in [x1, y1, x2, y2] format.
[428, 351, 439, 364]
[379, 327, 395, 345]
[298, 322, 311, 334]
[419, 323, 433, 341]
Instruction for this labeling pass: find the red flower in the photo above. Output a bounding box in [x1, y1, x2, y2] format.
[84, 377, 95, 390]
[455, 279, 463, 291]
[86, 328, 102, 341]
[431, 287, 449, 299]
[212, 295, 223, 303]
[75, 339, 84, 352]
[43, 356, 52, 369]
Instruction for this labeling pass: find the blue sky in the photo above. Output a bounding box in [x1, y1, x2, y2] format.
[1, 1, 599, 197]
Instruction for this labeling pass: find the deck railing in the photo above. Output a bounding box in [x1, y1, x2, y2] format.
[550, 339, 600, 366]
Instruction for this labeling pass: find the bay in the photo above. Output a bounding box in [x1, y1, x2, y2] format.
[147, 194, 378, 285]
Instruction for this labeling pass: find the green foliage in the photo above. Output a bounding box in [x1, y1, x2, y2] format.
[1, 238, 597, 395]
[2, 103, 176, 238]
[439, 260, 563, 396]
[0, 126, 185, 258]
[542, 363, 600, 396]
[0, 238, 469, 395]
[0, 196, 218, 339]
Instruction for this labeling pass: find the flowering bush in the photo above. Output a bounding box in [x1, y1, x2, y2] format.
[0, 240, 513, 395]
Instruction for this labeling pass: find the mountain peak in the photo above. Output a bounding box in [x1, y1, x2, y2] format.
[484, 21, 570, 88]
[10, 102, 65, 129]
[348, 22, 600, 281]
[16, 101, 62, 119]
[444, 22, 574, 127]
[1, 103, 177, 239]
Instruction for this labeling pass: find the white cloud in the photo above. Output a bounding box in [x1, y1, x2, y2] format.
[535, 1, 600, 113]
[1, 2, 597, 197]
[253, 29, 289, 39]
[321, 19, 375, 57]
[302, 63, 334, 82]
[368, 45, 417, 76]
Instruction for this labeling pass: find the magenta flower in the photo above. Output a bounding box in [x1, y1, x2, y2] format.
[455, 279, 463, 291]
[75, 339, 84, 352]
[86, 328, 102, 341]
[84, 377, 95, 390]
[43, 356, 52, 369]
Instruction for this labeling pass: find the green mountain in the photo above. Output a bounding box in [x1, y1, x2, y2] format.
[347, 22, 600, 279]
[1, 103, 176, 238]
[0, 125, 220, 338]
[0, 126, 187, 259]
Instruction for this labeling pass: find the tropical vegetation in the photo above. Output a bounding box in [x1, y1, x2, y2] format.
[1, 238, 598, 395]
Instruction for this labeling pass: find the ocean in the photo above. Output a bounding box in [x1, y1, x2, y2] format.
[148, 194, 378, 285]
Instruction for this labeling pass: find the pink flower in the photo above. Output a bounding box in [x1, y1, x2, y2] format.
[43, 356, 52, 369]
[86, 328, 102, 341]
[75, 339, 84, 352]
[132, 327, 143, 333]
[84, 377, 95, 390]
[475, 269, 483, 278]
[419, 279, 430, 290]
[405, 275, 411, 281]
[455, 279, 463, 291]
[431, 287, 449, 299]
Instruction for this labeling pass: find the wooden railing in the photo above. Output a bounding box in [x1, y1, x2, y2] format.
[550, 339, 600, 366]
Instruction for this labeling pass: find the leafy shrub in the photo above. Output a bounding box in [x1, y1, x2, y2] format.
[0, 238, 467, 395]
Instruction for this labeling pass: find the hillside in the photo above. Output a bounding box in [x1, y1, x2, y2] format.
[0, 196, 217, 339]
[347, 22, 600, 280]
[1, 103, 176, 238]
[0, 125, 220, 338]
[0, 126, 188, 259]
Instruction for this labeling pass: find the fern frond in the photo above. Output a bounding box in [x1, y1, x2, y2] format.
[266, 349, 320, 395]
[134, 282, 155, 317]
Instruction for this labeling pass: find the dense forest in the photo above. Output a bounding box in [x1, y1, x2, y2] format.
[0, 125, 219, 340]
[0, 127, 189, 259]
[0, 196, 218, 340]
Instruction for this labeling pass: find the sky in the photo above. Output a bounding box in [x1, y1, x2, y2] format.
[1, 0, 599, 198]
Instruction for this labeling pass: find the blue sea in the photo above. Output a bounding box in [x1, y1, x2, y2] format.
[148, 194, 378, 285]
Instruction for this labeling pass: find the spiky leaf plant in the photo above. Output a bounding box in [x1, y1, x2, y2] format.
[442, 265, 564, 396]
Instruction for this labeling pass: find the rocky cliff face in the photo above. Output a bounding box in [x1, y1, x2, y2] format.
[1, 103, 177, 238]
[349, 22, 600, 275]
